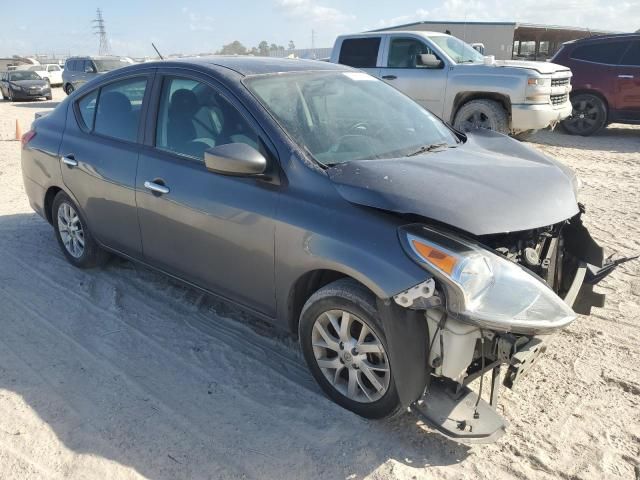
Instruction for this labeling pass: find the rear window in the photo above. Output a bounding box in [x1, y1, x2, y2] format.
[93, 77, 147, 142]
[570, 41, 630, 64]
[621, 41, 640, 66]
[338, 37, 381, 68]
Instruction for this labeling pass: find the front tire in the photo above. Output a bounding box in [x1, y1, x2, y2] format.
[64, 83, 74, 95]
[52, 191, 108, 268]
[299, 279, 402, 419]
[560, 93, 607, 136]
[453, 99, 510, 135]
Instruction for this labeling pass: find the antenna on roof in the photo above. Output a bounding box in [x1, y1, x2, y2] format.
[152, 43, 164, 60]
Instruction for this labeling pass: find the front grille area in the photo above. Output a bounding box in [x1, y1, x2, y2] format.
[551, 77, 570, 87]
[551, 93, 568, 106]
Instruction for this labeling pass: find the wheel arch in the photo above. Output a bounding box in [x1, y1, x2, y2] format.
[286, 268, 370, 335]
[451, 92, 511, 122]
[43, 185, 63, 224]
[570, 89, 610, 113]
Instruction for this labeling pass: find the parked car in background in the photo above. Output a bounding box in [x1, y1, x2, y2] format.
[25, 64, 64, 87]
[330, 31, 573, 137]
[62, 56, 133, 94]
[21, 57, 624, 442]
[0, 70, 52, 101]
[552, 33, 640, 136]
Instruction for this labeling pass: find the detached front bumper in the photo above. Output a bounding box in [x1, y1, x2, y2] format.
[511, 101, 572, 131]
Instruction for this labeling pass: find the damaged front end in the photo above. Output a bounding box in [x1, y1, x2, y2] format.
[380, 208, 635, 443]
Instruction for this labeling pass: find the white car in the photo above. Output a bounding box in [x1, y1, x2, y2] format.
[24, 64, 64, 87]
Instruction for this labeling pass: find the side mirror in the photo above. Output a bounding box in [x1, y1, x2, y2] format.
[85, 65, 95, 73]
[204, 143, 267, 176]
[418, 53, 443, 69]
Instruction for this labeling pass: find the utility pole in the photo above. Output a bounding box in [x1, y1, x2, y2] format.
[311, 29, 316, 59]
[92, 8, 110, 55]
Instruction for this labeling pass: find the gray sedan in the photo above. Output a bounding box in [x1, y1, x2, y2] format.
[21, 57, 622, 442]
[1, 70, 52, 101]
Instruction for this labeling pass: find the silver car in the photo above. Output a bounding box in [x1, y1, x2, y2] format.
[21, 57, 626, 442]
[62, 56, 133, 95]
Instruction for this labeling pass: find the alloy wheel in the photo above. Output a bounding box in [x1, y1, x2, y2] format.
[57, 202, 85, 258]
[564, 98, 602, 133]
[311, 309, 390, 403]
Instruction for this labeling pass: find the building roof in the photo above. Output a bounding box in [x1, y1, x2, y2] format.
[371, 20, 619, 35]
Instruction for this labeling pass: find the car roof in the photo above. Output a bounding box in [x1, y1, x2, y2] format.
[337, 31, 448, 38]
[143, 56, 351, 76]
[565, 32, 640, 45]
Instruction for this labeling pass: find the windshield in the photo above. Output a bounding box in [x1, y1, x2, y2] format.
[245, 71, 459, 165]
[10, 71, 41, 81]
[428, 35, 484, 63]
[93, 59, 130, 72]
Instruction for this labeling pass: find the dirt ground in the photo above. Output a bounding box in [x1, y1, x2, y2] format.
[0, 88, 638, 480]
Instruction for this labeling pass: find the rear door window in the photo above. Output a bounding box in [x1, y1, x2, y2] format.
[339, 38, 381, 68]
[621, 41, 640, 66]
[93, 77, 148, 142]
[570, 41, 630, 64]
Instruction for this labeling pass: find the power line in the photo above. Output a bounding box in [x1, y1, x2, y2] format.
[92, 8, 110, 55]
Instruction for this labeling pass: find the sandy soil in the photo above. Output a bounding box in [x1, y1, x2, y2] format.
[0, 89, 638, 480]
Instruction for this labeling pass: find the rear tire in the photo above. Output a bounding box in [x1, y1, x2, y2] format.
[52, 191, 108, 268]
[64, 84, 74, 95]
[560, 93, 607, 136]
[299, 279, 402, 419]
[453, 99, 510, 135]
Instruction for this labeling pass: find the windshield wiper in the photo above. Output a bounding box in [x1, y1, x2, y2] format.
[406, 142, 450, 157]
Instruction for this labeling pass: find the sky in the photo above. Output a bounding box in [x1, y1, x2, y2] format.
[1, 0, 639, 58]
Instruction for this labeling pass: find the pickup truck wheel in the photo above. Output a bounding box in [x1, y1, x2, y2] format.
[560, 93, 607, 136]
[299, 279, 402, 419]
[453, 99, 509, 134]
[64, 84, 74, 95]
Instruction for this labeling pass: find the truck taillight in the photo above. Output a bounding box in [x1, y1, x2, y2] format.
[21, 130, 36, 149]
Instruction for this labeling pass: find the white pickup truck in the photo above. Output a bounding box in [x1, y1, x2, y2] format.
[330, 31, 573, 136]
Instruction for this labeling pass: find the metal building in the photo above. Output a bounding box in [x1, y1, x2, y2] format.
[372, 21, 618, 60]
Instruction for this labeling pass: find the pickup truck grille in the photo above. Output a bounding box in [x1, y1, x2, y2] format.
[551, 93, 568, 106]
[551, 77, 570, 87]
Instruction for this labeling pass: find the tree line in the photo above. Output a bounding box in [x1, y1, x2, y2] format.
[216, 40, 296, 56]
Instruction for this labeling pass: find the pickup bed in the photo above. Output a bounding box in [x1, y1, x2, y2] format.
[330, 31, 573, 135]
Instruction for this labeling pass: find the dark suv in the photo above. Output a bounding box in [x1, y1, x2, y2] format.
[552, 33, 640, 136]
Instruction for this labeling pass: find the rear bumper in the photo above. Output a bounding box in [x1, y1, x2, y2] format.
[511, 102, 572, 131]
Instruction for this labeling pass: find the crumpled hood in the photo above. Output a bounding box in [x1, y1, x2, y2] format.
[493, 59, 570, 75]
[327, 130, 580, 235]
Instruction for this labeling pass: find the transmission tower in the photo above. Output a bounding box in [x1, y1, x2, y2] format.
[92, 8, 110, 55]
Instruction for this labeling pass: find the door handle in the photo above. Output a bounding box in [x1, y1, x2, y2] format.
[144, 180, 170, 195]
[61, 154, 78, 167]
[382, 75, 397, 80]
[618, 74, 634, 79]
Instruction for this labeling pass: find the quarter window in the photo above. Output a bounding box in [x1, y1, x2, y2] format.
[77, 89, 98, 130]
[93, 77, 147, 142]
[155, 76, 258, 160]
[621, 41, 640, 66]
[570, 41, 630, 64]
[339, 38, 381, 68]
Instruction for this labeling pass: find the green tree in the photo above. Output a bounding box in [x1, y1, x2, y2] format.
[258, 41, 269, 56]
[288, 40, 295, 51]
[217, 40, 247, 55]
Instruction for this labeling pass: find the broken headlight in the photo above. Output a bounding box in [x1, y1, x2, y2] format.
[398, 225, 576, 333]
